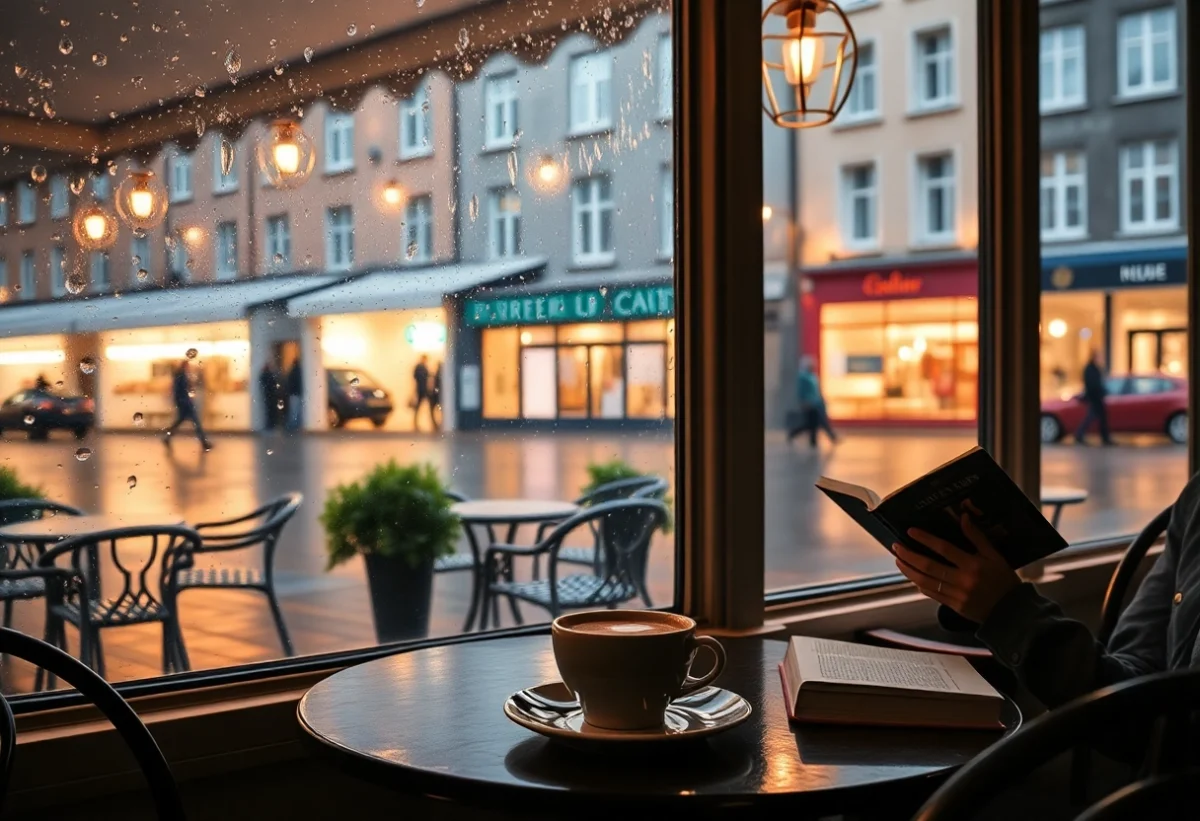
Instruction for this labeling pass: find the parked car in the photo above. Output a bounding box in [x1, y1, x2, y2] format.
[327, 368, 393, 428]
[0, 388, 95, 440]
[1041, 375, 1188, 445]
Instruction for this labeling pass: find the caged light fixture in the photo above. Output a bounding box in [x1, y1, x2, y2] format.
[762, 0, 858, 129]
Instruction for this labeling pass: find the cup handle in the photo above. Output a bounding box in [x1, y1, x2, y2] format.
[680, 635, 726, 695]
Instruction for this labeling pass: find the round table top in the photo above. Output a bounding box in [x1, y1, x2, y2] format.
[451, 499, 579, 524]
[298, 635, 1018, 817]
[1041, 486, 1089, 504]
[0, 513, 186, 541]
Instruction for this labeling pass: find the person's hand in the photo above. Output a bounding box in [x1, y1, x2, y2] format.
[893, 513, 1020, 624]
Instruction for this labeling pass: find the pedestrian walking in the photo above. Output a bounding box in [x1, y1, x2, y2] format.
[162, 360, 212, 450]
[786, 356, 838, 448]
[412, 355, 434, 431]
[259, 361, 282, 431]
[1075, 350, 1113, 445]
[429, 361, 443, 431]
[285, 358, 303, 431]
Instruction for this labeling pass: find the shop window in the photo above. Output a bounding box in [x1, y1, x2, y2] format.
[571, 176, 615, 266]
[843, 40, 878, 120]
[131, 235, 151, 284]
[50, 247, 66, 298]
[1117, 7, 1177, 99]
[911, 24, 955, 112]
[522, 347, 558, 418]
[569, 52, 613, 134]
[326, 206, 355, 271]
[265, 215, 291, 270]
[488, 189, 521, 260]
[626, 343, 667, 418]
[1039, 25, 1085, 112]
[399, 83, 432, 160]
[484, 73, 518, 150]
[558, 323, 623, 345]
[169, 152, 193, 203]
[1040, 151, 1087, 241]
[213, 137, 239, 193]
[90, 251, 110, 292]
[16, 183, 36, 225]
[914, 152, 956, 245]
[215, 222, 238, 280]
[658, 34, 672, 119]
[324, 111, 356, 173]
[19, 251, 34, 300]
[518, 326, 556, 346]
[1119, 140, 1178, 234]
[626, 320, 669, 341]
[840, 162, 878, 250]
[49, 175, 70, 220]
[404, 195, 433, 264]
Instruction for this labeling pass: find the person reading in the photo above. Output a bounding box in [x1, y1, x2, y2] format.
[893, 475, 1200, 711]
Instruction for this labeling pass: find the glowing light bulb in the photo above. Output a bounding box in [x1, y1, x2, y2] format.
[783, 26, 824, 86]
[1048, 319, 1068, 339]
[84, 213, 108, 240]
[538, 160, 560, 184]
[383, 181, 403, 206]
[130, 188, 154, 218]
[762, 205, 773, 221]
[273, 141, 300, 175]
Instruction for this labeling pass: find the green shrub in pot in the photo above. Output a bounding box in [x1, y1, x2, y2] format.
[582, 458, 673, 534]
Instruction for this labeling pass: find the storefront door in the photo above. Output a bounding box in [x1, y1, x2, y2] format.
[1128, 328, 1187, 375]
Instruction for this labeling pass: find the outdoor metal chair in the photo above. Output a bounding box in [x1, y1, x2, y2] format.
[174, 493, 302, 657]
[36, 525, 200, 688]
[0, 627, 186, 819]
[480, 498, 668, 628]
[0, 499, 84, 628]
[433, 489, 490, 573]
[537, 476, 665, 576]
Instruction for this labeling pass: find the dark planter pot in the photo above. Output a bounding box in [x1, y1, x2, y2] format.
[363, 553, 435, 644]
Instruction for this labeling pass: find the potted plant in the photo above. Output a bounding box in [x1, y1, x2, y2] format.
[582, 459, 673, 533]
[321, 460, 459, 643]
[0, 467, 43, 526]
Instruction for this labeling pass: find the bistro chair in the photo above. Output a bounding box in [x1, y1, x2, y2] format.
[434, 489, 500, 633]
[174, 493, 302, 657]
[0, 627, 186, 820]
[536, 475, 665, 577]
[913, 668, 1200, 821]
[36, 525, 200, 688]
[480, 498, 668, 628]
[0, 499, 84, 628]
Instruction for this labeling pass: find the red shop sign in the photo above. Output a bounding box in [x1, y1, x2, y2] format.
[862, 271, 923, 297]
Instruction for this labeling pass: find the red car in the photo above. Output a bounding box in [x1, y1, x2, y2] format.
[1041, 375, 1188, 445]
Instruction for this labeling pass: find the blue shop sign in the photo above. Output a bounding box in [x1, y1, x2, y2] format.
[464, 285, 674, 327]
[1042, 246, 1187, 291]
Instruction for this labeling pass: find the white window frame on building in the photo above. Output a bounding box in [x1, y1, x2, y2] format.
[660, 164, 674, 259]
[913, 151, 956, 246]
[19, 251, 35, 299]
[215, 221, 238, 280]
[50, 246, 66, 297]
[658, 34, 673, 119]
[484, 73, 519, 150]
[326, 206, 355, 272]
[1040, 150, 1088, 241]
[404, 195, 433, 264]
[910, 23, 956, 113]
[16, 183, 36, 225]
[131, 234, 151, 284]
[840, 161, 879, 251]
[1117, 7, 1178, 99]
[49, 175, 70, 220]
[1119, 139, 1179, 234]
[265, 215, 291, 270]
[213, 138, 239, 193]
[89, 251, 110, 292]
[169, 152, 193, 203]
[571, 175, 615, 267]
[168, 234, 188, 281]
[487, 188, 521, 260]
[324, 111, 356, 173]
[569, 52, 613, 135]
[399, 85, 432, 160]
[1039, 25, 1086, 112]
[842, 39, 879, 122]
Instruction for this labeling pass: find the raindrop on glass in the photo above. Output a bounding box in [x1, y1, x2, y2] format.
[151, 22, 163, 33]
[120, 33, 128, 43]
[30, 165, 47, 183]
[406, 241, 418, 260]
[194, 86, 207, 98]
[272, 253, 284, 265]
[224, 48, 241, 77]
[447, 194, 457, 216]
[603, 7, 612, 20]
[507, 151, 518, 186]
[350, 376, 360, 386]
[416, 0, 425, 6]
[131, 255, 141, 266]
[55, 380, 63, 388]
[276, 399, 285, 411]
[42, 100, 56, 118]
[458, 28, 469, 50]
[66, 272, 87, 294]
[23, 415, 34, 426]
[303, 47, 314, 63]
[69, 174, 85, 194]
[273, 64, 284, 76]
[58, 36, 73, 55]
[131, 75, 144, 88]
[133, 412, 145, 426]
[346, 23, 357, 36]
[74, 447, 92, 462]
[220, 138, 235, 176]
[38, 76, 53, 90]
[14, 64, 27, 79]
[51, 232, 61, 242]
[266, 448, 274, 456]
[127, 475, 137, 490]
[78, 356, 97, 374]
[136, 268, 149, 281]
[185, 347, 198, 360]
[92, 52, 107, 67]
[468, 194, 479, 223]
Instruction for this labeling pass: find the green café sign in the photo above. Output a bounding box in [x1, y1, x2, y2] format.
[465, 285, 674, 327]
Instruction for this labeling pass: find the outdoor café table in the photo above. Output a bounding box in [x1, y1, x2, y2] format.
[449, 499, 580, 632]
[298, 634, 1020, 820]
[1041, 486, 1089, 529]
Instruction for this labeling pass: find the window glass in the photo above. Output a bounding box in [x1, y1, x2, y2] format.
[845, 41, 878, 119]
[913, 25, 954, 110]
[0, 1, 676, 693]
[1118, 8, 1178, 97]
[1040, 25, 1086, 111]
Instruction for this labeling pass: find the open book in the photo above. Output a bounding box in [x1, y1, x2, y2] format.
[779, 636, 1005, 730]
[816, 446, 1067, 569]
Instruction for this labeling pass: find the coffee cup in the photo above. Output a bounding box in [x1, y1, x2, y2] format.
[551, 610, 727, 731]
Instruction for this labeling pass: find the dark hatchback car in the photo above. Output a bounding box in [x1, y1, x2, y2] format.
[0, 389, 95, 440]
[327, 368, 393, 428]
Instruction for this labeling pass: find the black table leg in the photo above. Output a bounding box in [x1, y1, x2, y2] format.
[460, 524, 485, 633]
[502, 524, 524, 626]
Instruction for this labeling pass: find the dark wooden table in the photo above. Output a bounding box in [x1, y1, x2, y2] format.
[298, 634, 1019, 819]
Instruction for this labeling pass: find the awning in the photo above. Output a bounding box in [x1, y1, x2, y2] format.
[0, 273, 345, 338]
[285, 256, 547, 318]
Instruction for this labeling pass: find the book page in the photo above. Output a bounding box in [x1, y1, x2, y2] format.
[793, 637, 999, 699]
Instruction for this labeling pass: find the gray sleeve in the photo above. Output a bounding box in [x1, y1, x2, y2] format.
[975, 508, 1181, 709]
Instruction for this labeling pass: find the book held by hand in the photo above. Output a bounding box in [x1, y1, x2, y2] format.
[779, 636, 1005, 730]
[815, 446, 1067, 569]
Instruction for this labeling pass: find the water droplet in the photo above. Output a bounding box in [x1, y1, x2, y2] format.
[23, 415, 34, 426]
[266, 448, 274, 456]
[194, 85, 207, 98]
[60, 17, 70, 27]
[272, 252, 284, 264]
[78, 356, 97, 374]
[92, 52, 107, 67]
[38, 76, 54, 90]
[458, 28, 470, 50]
[58, 36, 73, 55]
[276, 399, 285, 410]
[416, 0, 425, 7]
[220, 138, 235, 176]
[406, 241, 418, 260]
[120, 33, 128, 43]
[69, 174, 86, 194]
[136, 268, 149, 281]
[224, 48, 241, 77]
[131, 254, 141, 266]
[14, 64, 27, 79]
[131, 75, 144, 88]
[127, 475, 137, 489]
[165, 235, 177, 250]
[133, 412, 145, 426]
[507, 151, 518, 186]
[421, 98, 430, 114]
[303, 47, 314, 63]
[194, 115, 206, 137]
[273, 64, 284, 76]
[50, 232, 61, 242]
[55, 380, 63, 388]
[66, 272, 87, 294]
[30, 165, 47, 183]
[350, 376, 360, 386]
[42, 100, 55, 118]
[346, 23, 357, 36]
[187, 389, 196, 399]
[151, 22, 162, 33]
[74, 447, 92, 461]
[185, 347, 198, 360]
[468, 194, 479, 223]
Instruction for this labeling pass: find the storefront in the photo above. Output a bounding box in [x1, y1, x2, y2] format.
[456, 280, 675, 429]
[1040, 244, 1187, 399]
[0, 334, 71, 401]
[800, 261, 978, 425]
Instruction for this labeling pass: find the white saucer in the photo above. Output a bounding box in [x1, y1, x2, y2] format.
[504, 681, 752, 746]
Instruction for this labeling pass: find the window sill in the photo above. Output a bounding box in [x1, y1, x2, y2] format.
[1112, 88, 1181, 106]
[833, 114, 882, 131]
[480, 142, 517, 155]
[169, 196, 194, 206]
[656, 252, 674, 264]
[838, 245, 883, 257]
[567, 125, 614, 140]
[212, 187, 240, 198]
[399, 149, 434, 162]
[323, 166, 356, 177]
[568, 258, 617, 271]
[905, 100, 961, 119]
[1040, 101, 1089, 116]
[841, 0, 882, 11]
[1041, 232, 1090, 244]
[1115, 226, 1183, 239]
[909, 239, 959, 252]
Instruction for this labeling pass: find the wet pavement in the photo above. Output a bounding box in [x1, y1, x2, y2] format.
[0, 425, 1187, 692]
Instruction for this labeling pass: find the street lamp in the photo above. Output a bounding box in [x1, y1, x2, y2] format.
[381, 178, 406, 209]
[116, 170, 168, 231]
[257, 119, 315, 189]
[762, 0, 858, 129]
[72, 199, 119, 250]
[530, 154, 568, 193]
